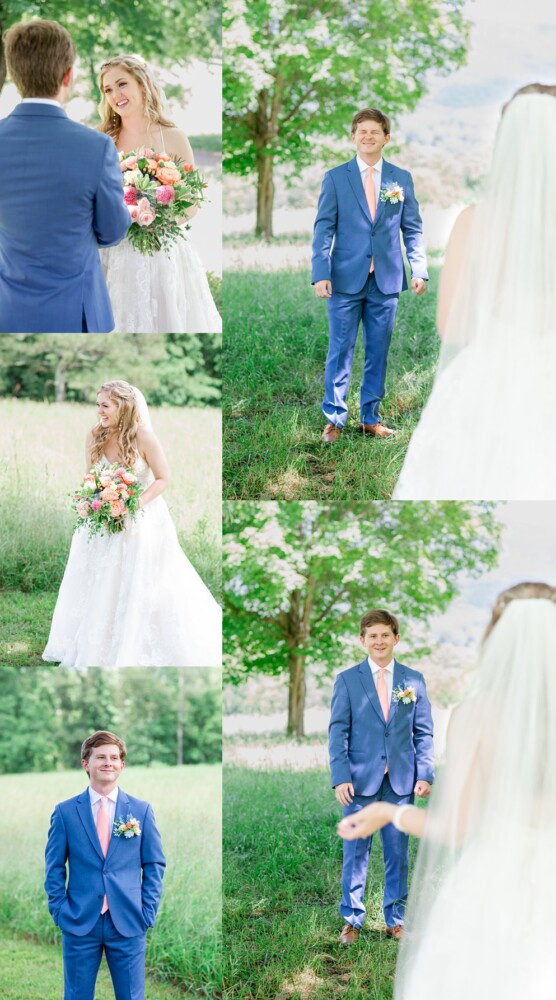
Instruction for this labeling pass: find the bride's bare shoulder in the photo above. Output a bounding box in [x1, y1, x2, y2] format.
[161, 126, 195, 165]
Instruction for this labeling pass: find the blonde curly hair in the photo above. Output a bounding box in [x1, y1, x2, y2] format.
[98, 55, 175, 142]
[91, 380, 140, 468]
[483, 581, 556, 641]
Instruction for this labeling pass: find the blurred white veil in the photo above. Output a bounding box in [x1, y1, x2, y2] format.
[395, 595, 556, 999]
[130, 385, 153, 431]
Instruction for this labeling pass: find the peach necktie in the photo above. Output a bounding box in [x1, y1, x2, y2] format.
[376, 666, 389, 721]
[96, 795, 111, 914]
[364, 165, 377, 220]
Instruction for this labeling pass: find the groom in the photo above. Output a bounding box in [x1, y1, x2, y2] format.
[329, 609, 434, 943]
[45, 730, 165, 999]
[0, 19, 130, 333]
[312, 109, 428, 443]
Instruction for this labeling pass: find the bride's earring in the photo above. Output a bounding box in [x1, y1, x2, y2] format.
[112, 110, 118, 126]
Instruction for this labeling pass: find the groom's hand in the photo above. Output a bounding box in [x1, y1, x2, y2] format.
[335, 782, 354, 806]
[314, 280, 332, 298]
[411, 277, 426, 296]
[414, 780, 431, 798]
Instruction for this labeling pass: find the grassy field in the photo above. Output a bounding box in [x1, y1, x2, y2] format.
[0, 401, 221, 665]
[224, 766, 423, 1000]
[223, 267, 439, 500]
[0, 765, 221, 997]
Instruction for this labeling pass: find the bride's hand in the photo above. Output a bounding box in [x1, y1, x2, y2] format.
[337, 802, 395, 840]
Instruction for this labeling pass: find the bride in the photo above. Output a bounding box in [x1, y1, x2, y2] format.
[394, 84, 556, 500]
[42, 380, 221, 668]
[97, 55, 221, 334]
[339, 582, 556, 998]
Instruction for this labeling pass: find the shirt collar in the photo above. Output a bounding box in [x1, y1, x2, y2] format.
[89, 785, 119, 806]
[21, 98, 63, 107]
[368, 656, 394, 674]
[357, 154, 383, 175]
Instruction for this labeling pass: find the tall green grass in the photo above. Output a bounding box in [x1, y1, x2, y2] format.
[0, 765, 221, 996]
[223, 267, 439, 500]
[224, 766, 422, 999]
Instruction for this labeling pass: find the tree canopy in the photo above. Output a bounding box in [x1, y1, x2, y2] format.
[223, 501, 501, 735]
[224, 0, 469, 236]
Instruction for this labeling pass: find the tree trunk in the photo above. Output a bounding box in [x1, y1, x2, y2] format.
[54, 359, 66, 402]
[287, 652, 306, 738]
[255, 150, 274, 240]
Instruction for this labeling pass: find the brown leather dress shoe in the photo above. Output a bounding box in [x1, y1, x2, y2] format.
[385, 925, 404, 941]
[359, 422, 394, 438]
[322, 422, 342, 444]
[339, 923, 360, 945]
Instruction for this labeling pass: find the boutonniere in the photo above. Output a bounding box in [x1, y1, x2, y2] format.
[113, 814, 141, 838]
[380, 182, 404, 205]
[393, 685, 416, 704]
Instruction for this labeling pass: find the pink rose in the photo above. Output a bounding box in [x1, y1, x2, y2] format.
[124, 186, 138, 205]
[129, 205, 139, 221]
[114, 467, 128, 479]
[155, 184, 176, 205]
[142, 147, 155, 158]
[136, 197, 156, 227]
[100, 487, 119, 502]
[155, 166, 182, 185]
[109, 500, 125, 517]
[120, 471, 137, 485]
[77, 501, 90, 518]
[120, 155, 138, 171]
[91, 499, 102, 511]
[99, 474, 112, 487]
[157, 153, 172, 162]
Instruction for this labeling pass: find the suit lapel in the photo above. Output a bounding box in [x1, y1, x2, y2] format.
[105, 789, 129, 862]
[373, 159, 392, 225]
[346, 157, 373, 226]
[386, 660, 404, 727]
[357, 659, 386, 724]
[76, 789, 105, 861]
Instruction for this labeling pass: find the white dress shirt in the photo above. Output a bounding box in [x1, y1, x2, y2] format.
[357, 154, 383, 210]
[368, 656, 394, 704]
[89, 785, 119, 829]
[21, 98, 63, 107]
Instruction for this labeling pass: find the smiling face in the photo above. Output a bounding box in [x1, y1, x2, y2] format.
[96, 390, 119, 430]
[359, 622, 399, 666]
[82, 743, 125, 794]
[351, 118, 390, 163]
[101, 64, 144, 118]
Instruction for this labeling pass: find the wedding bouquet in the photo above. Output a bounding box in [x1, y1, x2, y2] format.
[71, 463, 143, 539]
[119, 148, 208, 256]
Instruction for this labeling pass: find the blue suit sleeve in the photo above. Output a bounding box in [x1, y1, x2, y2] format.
[311, 171, 338, 284]
[140, 805, 166, 927]
[400, 172, 428, 281]
[413, 674, 435, 783]
[328, 674, 353, 788]
[44, 806, 68, 925]
[93, 137, 131, 248]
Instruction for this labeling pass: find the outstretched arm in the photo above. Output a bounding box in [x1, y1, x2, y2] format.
[338, 801, 427, 841]
[436, 205, 475, 337]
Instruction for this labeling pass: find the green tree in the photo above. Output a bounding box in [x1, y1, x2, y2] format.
[224, 0, 469, 237]
[223, 501, 501, 737]
[0, 0, 220, 96]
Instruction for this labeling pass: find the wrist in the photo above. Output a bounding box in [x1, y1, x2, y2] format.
[392, 804, 412, 832]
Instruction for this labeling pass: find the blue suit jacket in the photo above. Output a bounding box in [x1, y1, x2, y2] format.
[44, 787, 165, 938]
[312, 157, 428, 295]
[329, 659, 434, 797]
[0, 103, 130, 333]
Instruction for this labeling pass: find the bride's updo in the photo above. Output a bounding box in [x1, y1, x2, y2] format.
[91, 380, 140, 467]
[483, 581, 556, 641]
[98, 55, 175, 141]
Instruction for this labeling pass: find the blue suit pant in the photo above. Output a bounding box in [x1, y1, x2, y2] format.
[323, 272, 399, 427]
[340, 774, 413, 929]
[62, 911, 146, 1000]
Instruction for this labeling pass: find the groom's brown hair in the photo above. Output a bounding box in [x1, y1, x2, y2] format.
[81, 731, 127, 762]
[4, 19, 76, 98]
[360, 609, 399, 637]
[351, 108, 390, 137]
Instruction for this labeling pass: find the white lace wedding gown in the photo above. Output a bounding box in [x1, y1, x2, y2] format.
[42, 456, 221, 667]
[100, 132, 221, 334]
